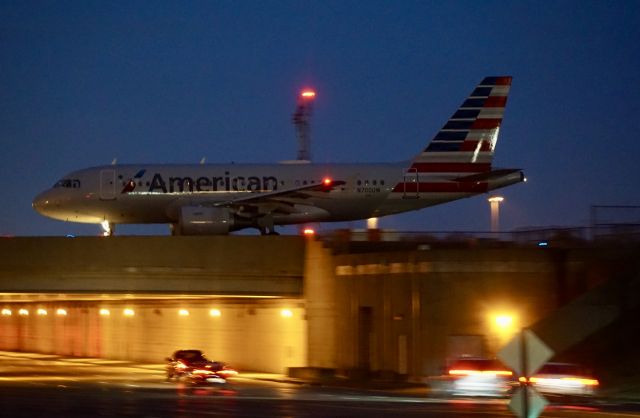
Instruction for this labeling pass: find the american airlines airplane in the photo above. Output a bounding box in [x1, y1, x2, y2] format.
[32, 76, 524, 236]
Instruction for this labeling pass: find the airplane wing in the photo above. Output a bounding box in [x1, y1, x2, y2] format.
[212, 179, 346, 208]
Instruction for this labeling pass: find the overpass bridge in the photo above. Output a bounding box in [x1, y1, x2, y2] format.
[0, 236, 307, 373]
[1, 234, 637, 381]
[0, 236, 304, 299]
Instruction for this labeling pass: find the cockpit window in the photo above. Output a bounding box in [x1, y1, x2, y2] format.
[53, 179, 81, 188]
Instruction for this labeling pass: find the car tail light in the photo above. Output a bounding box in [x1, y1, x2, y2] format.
[217, 368, 238, 378]
[572, 378, 599, 386]
[520, 376, 599, 386]
[449, 369, 512, 376]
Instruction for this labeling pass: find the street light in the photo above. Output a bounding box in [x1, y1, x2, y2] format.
[494, 314, 514, 329]
[488, 196, 504, 233]
[490, 311, 518, 350]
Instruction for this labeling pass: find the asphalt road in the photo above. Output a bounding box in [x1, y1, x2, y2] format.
[0, 352, 638, 418]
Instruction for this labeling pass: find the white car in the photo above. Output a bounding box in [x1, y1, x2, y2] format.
[526, 363, 599, 396]
[428, 358, 514, 397]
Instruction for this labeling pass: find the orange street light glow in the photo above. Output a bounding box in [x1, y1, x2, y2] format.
[494, 315, 513, 328]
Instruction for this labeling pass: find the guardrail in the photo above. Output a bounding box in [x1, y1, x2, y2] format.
[319, 226, 640, 249]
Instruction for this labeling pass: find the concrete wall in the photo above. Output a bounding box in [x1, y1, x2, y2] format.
[327, 247, 561, 379]
[0, 299, 307, 373]
[0, 236, 305, 296]
[303, 240, 337, 369]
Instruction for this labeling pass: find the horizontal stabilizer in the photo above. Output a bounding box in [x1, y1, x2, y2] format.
[454, 168, 522, 183]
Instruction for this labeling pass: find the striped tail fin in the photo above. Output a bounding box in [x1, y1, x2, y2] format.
[409, 76, 512, 174]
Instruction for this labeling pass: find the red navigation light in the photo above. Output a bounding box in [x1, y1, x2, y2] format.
[323, 178, 332, 186]
[300, 89, 316, 99]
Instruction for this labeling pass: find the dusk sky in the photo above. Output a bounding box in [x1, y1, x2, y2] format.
[1, 1, 639, 236]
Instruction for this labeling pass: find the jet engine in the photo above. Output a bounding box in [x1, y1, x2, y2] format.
[176, 206, 235, 235]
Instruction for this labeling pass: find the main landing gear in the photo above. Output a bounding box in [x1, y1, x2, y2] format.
[258, 225, 280, 236]
[257, 215, 279, 236]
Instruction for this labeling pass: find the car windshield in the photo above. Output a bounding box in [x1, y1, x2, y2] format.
[450, 359, 508, 372]
[175, 350, 207, 362]
[537, 363, 587, 375]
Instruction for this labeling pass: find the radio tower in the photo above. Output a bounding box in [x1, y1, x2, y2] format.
[292, 89, 316, 161]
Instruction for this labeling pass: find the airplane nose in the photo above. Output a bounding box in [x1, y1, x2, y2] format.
[32, 190, 53, 214]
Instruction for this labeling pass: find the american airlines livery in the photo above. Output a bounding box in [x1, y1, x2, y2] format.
[33, 76, 524, 236]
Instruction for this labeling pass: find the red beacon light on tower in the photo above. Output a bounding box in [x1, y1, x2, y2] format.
[300, 89, 316, 99]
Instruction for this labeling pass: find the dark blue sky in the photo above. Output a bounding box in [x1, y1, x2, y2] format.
[1, 1, 639, 236]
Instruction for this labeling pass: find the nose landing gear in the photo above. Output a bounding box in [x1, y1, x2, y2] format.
[101, 220, 114, 236]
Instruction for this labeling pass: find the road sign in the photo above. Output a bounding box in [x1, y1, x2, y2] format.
[509, 386, 548, 418]
[498, 329, 554, 377]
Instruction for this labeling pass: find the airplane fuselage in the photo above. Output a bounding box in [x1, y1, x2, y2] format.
[35, 161, 513, 227]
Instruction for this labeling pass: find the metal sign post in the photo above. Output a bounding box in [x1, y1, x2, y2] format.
[498, 328, 553, 418]
[520, 330, 529, 418]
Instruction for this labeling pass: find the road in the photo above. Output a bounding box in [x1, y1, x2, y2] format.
[0, 351, 638, 417]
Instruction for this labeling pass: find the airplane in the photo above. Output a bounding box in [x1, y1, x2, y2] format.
[32, 76, 524, 236]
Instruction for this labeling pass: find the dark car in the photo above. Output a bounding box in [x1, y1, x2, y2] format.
[165, 349, 237, 384]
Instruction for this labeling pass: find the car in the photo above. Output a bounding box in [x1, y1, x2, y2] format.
[524, 362, 599, 397]
[165, 349, 238, 385]
[427, 357, 514, 397]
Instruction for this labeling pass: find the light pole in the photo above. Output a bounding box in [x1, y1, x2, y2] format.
[488, 196, 504, 233]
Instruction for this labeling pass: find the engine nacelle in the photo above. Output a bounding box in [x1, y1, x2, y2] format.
[177, 206, 234, 235]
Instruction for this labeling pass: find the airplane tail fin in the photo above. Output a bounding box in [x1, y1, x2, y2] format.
[408, 76, 512, 174]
